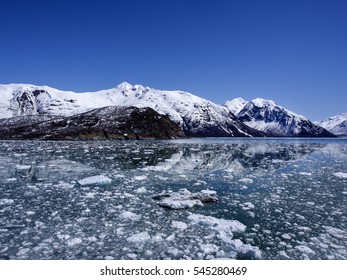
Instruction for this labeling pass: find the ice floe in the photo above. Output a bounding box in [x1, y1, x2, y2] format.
[333, 172, 347, 179]
[126, 232, 151, 243]
[153, 189, 218, 210]
[77, 175, 112, 185]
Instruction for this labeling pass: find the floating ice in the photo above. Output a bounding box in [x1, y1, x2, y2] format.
[77, 175, 112, 185]
[16, 165, 31, 170]
[119, 211, 141, 221]
[134, 175, 147, 181]
[295, 245, 315, 255]
[154, 189, 218, 210]
[126, 232, 151, 243]
[171, 221, 188, 231]
[188, 213, 246, 234]
[281, 233, 292, 240]
[67, 238, 82, 246]
[1, 139, 346, 260]
[0, 199, 14, 205]
[333, 172, 347, 179]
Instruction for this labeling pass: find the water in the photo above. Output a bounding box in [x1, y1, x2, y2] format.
[0, 138, 346, 260]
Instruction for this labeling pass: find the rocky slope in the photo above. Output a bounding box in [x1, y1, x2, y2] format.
[0, 106, 185, 140]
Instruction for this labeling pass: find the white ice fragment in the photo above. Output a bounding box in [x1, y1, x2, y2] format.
[295, 245, 315, 255]
[238, 178, 253, 184]
[159, 198, 203, 210]
[333, 172, 347, 179]
[16, 165, 31, 170]
[134, 175, 147, 181]
[155, 189, 217, 210]
[78, 175, 112, 185]
[281, 233, 292, 240]
[200, 244, 219, 254]
[166, 234, 175, 241]
[241, 202, 255, 210]
[56, 181, 74, 189]
[126, 253, 137, 260]
[17, 248, 30, 256]
[135, 187, 147, 193]
[188, 213, 246, 233]
[119, 211, 141, 221]
[67, 238, 83, 246]
[0, 199, 14, 205]
[325, 226, 346, 239]
[201, 189, 217, 195]
[171, 221, 188, 231]
[126, 232, 151, 243]
[6, 178, 17, 182]
[229, 239, 262, 259]
[152, 235, 163, 242]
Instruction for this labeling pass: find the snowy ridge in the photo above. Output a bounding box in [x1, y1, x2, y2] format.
[315, 113, 347, 136]
[224, 98, 334, 137]
[0, 82, 261, 137]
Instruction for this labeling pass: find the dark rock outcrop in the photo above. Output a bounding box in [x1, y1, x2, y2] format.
[0, 106, 185, 140]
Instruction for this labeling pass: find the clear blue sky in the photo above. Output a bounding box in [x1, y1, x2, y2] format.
[1, 0, 346, 120]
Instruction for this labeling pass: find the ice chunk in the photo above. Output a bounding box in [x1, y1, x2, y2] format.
[188, 213, 246, 233]
[200, 244, 219, 254]
[0, 199, 14, 205]
[135, 187, 147, 193]
[78, 175, 112, 185]
[239, 178, 253, 184]
[333, 172, 347, 179]
[119, 211, 141, 221]
[325, 226, 346, 239]
[281, 233, 292, 240]
[154, 189, 218, 210]
[134, 175, 147, 181]
[171, 221, 188, 230]
[295, 245, 315, 255]
[16, 165, 31, 170]
[159, 198, 203, 210]
[67, 238, 82, 246]
[126, 232, 151, 243]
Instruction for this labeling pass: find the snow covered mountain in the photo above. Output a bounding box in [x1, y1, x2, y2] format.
[224, 98, 334, 137]
[315, 113, 347, 136]
[0, 82, 263, 137]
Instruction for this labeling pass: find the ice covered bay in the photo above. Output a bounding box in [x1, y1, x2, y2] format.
[0, 138, 346, 260]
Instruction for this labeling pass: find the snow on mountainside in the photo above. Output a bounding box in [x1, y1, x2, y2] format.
[223, 97, 248, 115]
[315, 113, 347, 136]
[0, 82, 262, 137]
[224, 97, 335, 137]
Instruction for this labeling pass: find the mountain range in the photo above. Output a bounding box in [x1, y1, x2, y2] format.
[315, 113, 347, 137]
[224, 97, 334, 137]
[0, 82, 342, 139]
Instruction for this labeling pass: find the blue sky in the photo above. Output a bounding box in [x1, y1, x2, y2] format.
[1, 0, 346, 120]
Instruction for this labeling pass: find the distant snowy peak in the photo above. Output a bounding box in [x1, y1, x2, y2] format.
[0, 82, 261, 137]
[316, 113, 347, 136]
[223, 97, 247, 115]
[224, 97, 334, 137]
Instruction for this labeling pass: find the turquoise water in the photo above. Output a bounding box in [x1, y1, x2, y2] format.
[0, 138, 346, 259]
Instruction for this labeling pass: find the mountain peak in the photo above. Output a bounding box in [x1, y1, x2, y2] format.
[250, 98, 277, 108]
[223, 97, 247, 115]
[116, 81, 133, 90]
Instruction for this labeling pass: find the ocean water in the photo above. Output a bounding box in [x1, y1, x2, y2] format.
[0, 138, 346, 260]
